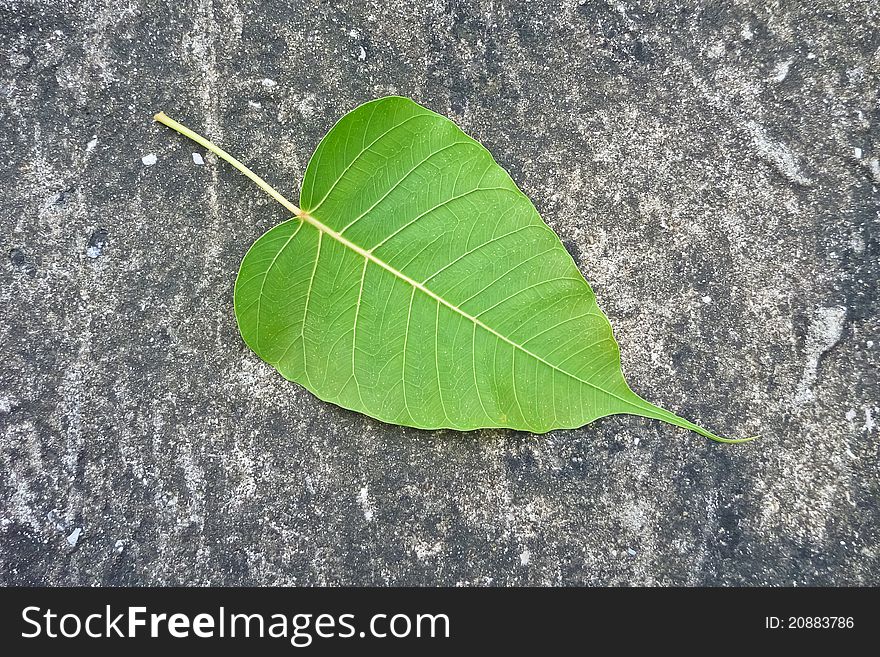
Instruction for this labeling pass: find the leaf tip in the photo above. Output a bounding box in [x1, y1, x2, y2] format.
[710, 433, 760, 445]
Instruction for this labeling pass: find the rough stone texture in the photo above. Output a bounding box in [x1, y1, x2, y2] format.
[1, 0, 878, 586]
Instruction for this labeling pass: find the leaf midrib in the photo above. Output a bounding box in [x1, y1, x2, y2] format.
[288, 207, 644, 412]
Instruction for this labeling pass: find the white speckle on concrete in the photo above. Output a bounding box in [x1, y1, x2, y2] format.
[853, 147, 862, 159]
[67, 527, 82, 546]
[868, 340, 875, 349]
[10, 51, 30, 67]
[47, 509, 65, 531]
[706, 42, 725, 59]
[627, 547, 638, 557]
[846, 66, 865, 83]
[261, 78, 276, 88]
[413, 540, 443, 560]
[141, 153, 157, 166]
[114, 539, 125, 553]
[0, 394, 15, 414]
[806, 52, 816, 60]
[865, 409, 876, 432]
[192, 152, 204, 165]
[771, 60, 791, 83]
[794, 306, 846, 405]
[358, 485, 374, 522]
[247, 100, 262, 109]
[519, 549, 530, 566]
[349, 28, 360, 38]
[741, 24, 753, 40]
[747, 121, 812, 186]
[702, 295, 712, 304]
[865, 157, 880, 183]
[86, 135, 98, 152]
[297, 93, 319, 119]
[357, 46, 367, 61]
[845, 409, 857, 421]
[85, 230, 107, 259]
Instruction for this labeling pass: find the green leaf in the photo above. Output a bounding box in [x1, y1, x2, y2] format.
[154, 98, 751, 443]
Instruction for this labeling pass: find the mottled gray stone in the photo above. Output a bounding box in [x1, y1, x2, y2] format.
[1, 0, 878, 586]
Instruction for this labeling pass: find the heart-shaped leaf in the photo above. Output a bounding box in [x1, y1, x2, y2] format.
[155, 97, 750, 442]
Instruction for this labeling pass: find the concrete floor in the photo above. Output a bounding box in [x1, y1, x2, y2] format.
[1, 0, 878, 585]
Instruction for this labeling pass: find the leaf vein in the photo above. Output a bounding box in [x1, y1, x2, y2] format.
[308, 111, 429, 213]
[338, 141, 474, 234]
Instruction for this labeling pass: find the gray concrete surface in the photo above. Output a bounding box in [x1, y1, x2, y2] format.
[1, 0, 878, 586]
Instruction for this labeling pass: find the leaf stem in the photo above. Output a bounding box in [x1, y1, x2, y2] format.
[153, 112, 305, 219]
[630, 396, 757, 444]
